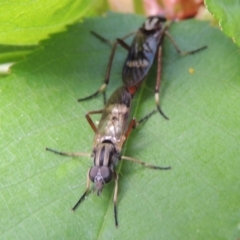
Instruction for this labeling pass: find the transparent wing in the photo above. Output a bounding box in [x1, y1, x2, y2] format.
[94, 86, 132, 147]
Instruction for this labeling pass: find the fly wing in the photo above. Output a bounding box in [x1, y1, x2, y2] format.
[94, 86, 132, 149]
[122, 30, 161, 87]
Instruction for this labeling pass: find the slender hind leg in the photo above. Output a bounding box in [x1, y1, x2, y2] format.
[154, 46, 169, 120]
[153, 31, 207, 120]
[72, 169, 91, 211]
[78, 32, 134, 104]
[113, 172, 119, 227]
[165, 31, 207, 55]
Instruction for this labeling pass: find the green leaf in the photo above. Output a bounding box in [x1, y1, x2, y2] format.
[0, 0, 102, 45]
[0, 45, 38, 65]
[205, 0, 240, 47]
[1, 13, 240, 239]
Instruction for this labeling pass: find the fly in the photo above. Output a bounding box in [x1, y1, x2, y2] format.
[46, 85, 171, 227]
[78, 16, 207, 119]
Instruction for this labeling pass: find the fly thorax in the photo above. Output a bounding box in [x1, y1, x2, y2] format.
[142, 16, 166, 32]
[93, 142, 117, 167]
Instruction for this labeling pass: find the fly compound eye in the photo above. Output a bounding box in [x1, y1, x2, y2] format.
[100, 166, 113, 183]
[89, 166, 98, 182]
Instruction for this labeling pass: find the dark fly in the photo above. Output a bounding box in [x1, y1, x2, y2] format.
[78, 16, 207, 119]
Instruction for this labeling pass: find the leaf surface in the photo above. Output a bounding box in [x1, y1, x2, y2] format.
[205, 0, 240, 47]
[0, 0, 101, 45]
[1, 13, 240, 240]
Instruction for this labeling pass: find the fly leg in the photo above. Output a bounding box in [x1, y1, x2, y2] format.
[124, 110, 159, 141]
[78, 31, 135, 104]
[113, 171, 119, 227]
[45, 148, 91, 158]
[121, 155, 171, 170]
[164, 31, 207, 55]
[45, 109, 103, 155]
[122, 118, 171, 169]
[137, 109, 158, 125]
[153, 30, 207, 121]
[154, 46, 169, 120]
[45, 148, 92, 211]
[78, 39, 120, 104]
[85, 109, 103, 133]
[45, 150, 92, 212]
[124, 118, 138, 139]
[72, 169, 91, 211]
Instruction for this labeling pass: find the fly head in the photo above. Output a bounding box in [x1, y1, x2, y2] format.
[89, 166, 113, 195]
[142, 16, 167, 32]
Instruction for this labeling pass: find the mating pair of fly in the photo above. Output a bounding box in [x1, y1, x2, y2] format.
[46, 16, 207, 227]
